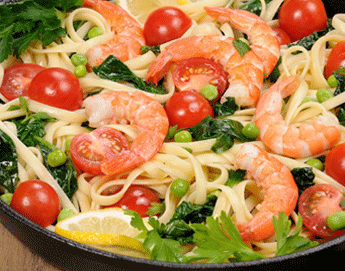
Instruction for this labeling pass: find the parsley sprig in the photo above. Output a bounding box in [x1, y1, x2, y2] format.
[0, 0, 83, 62]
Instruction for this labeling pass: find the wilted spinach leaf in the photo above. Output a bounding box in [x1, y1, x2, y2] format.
[291, 167, 315, 195]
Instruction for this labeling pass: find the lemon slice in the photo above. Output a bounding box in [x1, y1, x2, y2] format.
[55, 208, 148, 256]
[117, 0, 179, 25]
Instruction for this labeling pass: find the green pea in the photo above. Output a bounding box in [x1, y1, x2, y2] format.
[87, 27, 103, 39]
[0, 193, 13, 205]
[305, 158, 324, 171]
[301, 96, 316, 104]
[328, 74, 338, 88]
[65, 138, 72, 152]
[200, 84, 218, 101]
[242, 123, 260, 140]
[170, 178, 190, 197]
[174, 130, 193, 143]
[57, 208, 75, 222]
[74, 65, 87, 78]
[71, 53, 87, 66]
[327, 211, 345, 231]
[316, 88, 334, 103]
[47, 150, 67, 167]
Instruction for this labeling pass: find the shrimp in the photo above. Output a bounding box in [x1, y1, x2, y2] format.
[146, 8, 280, 107]
[145, 35, 264, 107]
[255, 75, 342, 158]
[204, 7, 280, 76]
[83, 91, 169, 175]
[234, 143, 298, 242]
[83, 0, 145, 67]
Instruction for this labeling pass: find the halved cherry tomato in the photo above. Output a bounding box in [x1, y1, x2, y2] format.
[70, 127, 130, 175]
[107, 185, 160, 217]
[298, 183, 345, 239]
[172, 57, 228, 103]
[278, 0, 328, 42]
[0, 63, 45, 101]
[10, 180, 61, 228]
[324, 41, 345, 79]
[165, 90, 213, 129]
[144, 7, 192, 46]
[28, 67, 83, 111]
[325, 143, 345, 186]
[272, 27, 292, 45]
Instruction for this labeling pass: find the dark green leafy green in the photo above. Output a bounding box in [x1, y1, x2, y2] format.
[0, 130, 18, 193]
[188, 116, 252, 153]
[213, 97, 239, 118]
[93, 55, 166, 94]
[141, 45, 161, 54]
[239, 0, 275, 15]
[225, 169, 247, 188]
[0, 0, 83, 62]
[233, 39, 251, 57]
[291, 167, 315, 195]
[34, 137, 78, 199]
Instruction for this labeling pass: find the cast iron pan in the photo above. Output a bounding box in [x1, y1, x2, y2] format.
[1, 1, 345, 270]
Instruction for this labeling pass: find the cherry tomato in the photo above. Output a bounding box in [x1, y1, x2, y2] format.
[144, 7, 192, 46]
[70, 127, 130, 175]
[278, 0, 328, 42]
[0, 63, 45, 101]
[325, 143, 345, 186]
[272, 27, 292, 45]
[28, 67, 83, 111]
[298, 183, 345, 239]
[10, 180, 61, 228]
[172, 57, 228, 103]
[108, 185, 160, 217]
[165, 91, 213, 129]
[324, 41, 345, 79]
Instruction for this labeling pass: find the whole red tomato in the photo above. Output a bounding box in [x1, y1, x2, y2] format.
[28, 67, 83, 111]
[165, 91, 214, 129]
[10, 180, 61, 228]
[278, 0, 328, 41]
[325, 143, 345, 186]
[108, 185, 160, 217]
[144, 7, 192, 46]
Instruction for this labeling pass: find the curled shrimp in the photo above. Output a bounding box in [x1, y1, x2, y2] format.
[234, 143, 298, 241]
[255, 75, 342, 158]
[83, 91, 169, 175]
[146, 8, 280, 107]
[83, 0, 145, 67]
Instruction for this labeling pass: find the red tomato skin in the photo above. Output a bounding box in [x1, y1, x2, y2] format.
[298, 184, 345, 239]
[272, 27, 292, 45]
[10, 180, 61, 228]
[325, 143, 345, 186]
[172, 57, 228, 103]
[0, 63, 45, 101]
[324, 41, 345, 79]
[278, 0, 327, 42]
[28, 68, 83, 111]
[165, 91, 214, 129]
[109, 185, 160, 217]
[144, 7, 192, 46]
[70, 127, 130, 175]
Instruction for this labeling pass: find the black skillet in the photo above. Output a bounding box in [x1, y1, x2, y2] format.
[1, 0, 345, 270]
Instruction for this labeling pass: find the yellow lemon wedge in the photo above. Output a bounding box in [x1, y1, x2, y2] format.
[117, 0, 179, 25]
[55, 208, 149, 257]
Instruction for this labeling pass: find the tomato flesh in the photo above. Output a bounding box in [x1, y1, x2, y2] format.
[10, 180, 61, 228]
[325, 143, 345, 186]
[28, 67, 83, 111]
[278, 0, 328, 42]
[70, 127, 130, 175]
[144, 7, 192, 46]
[0, 63, 45, 101]
[107, 185, 160, 217]
[172, 57, 228, 103]
[165, 90, 214, 129]
[324, 41, 345, 79]
[298, 184, 345, 239]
